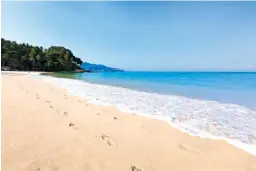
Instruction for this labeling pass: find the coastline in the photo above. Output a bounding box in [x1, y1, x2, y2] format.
[2, 72, 256, 171]
[34, 72, 256, 156]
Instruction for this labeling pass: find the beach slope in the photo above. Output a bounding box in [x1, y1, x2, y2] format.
[2, 73, 256, 171]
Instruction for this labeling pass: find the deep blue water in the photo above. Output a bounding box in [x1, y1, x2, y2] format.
[52, 72, 256, 109]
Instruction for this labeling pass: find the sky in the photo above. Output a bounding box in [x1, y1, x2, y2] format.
[2, 1, 256, 71]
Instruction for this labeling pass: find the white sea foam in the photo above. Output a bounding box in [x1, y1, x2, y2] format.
[33, 74, 256, 156]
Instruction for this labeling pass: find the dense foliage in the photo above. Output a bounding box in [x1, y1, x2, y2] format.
[1, 38, 83, 71]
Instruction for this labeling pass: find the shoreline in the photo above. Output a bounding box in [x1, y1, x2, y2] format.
[34, 72, 256, 156]
[2, 72, 256, 171]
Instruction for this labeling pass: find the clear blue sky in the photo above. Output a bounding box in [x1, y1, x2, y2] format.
[2, 1, 256, 71]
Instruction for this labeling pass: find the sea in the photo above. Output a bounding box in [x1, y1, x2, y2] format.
[32, 71, 256, 155]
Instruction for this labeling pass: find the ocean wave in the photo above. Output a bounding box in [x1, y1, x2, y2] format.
[33, 74, 256, 156]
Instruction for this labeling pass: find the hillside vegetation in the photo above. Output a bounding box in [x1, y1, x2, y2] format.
[1, 38, 83, 72]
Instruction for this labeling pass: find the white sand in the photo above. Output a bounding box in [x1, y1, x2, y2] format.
[2, 73, 256, 171]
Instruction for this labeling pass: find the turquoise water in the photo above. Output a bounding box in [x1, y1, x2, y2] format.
[51, 72, 256, 109]
[37, 71, 256, 155]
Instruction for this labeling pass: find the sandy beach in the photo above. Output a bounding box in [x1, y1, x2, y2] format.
[2, 72, 256, 171]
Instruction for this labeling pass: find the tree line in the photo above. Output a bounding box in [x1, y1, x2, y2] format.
[1, 38, 84, 72]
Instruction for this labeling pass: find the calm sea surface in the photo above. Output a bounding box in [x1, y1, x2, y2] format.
[50, 72, 256, 109]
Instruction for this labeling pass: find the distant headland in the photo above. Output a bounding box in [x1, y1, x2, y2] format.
[81, 62, 124, 72]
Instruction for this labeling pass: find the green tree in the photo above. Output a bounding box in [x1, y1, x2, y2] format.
[1, 38, 84, 72]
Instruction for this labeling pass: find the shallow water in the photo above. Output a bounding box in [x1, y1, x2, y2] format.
[34, 72, 256, 155]
[47, 72, 256, 109]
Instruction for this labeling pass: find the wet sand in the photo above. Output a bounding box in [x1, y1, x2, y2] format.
[2, 72, 256, 171]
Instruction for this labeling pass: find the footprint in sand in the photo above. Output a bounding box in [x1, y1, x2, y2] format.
[63, 112, 68, 116]
[69, 122, 78, 129]
[45, 101, 52, 105]
[131, 165, 143, 171]
[44, 100, 54, 108]
[69, 122, 75, 127]
[35, 94, 40, 99]
[101, 134, 116, 146]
